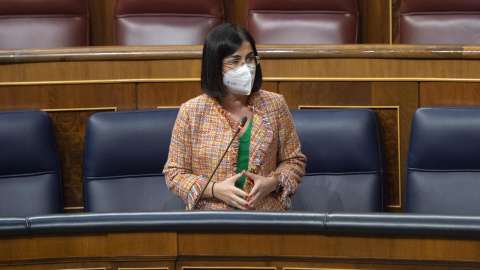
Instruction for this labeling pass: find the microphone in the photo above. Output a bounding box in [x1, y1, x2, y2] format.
[192, 116, 248, 209]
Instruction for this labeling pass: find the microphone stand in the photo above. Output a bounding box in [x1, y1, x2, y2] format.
[192, 116, 247, 209]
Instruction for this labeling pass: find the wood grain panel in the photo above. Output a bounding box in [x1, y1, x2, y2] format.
[0, 262, 110, 270]
[1, 231, 480, 270]
[278, 82, 373, 110]
[420, 82, 480, 106]
[374, 108, 400, 208]
[88, 0, 116, 46]
[261, 59, 480, 80]
[234, 0, 249, 29]
[0, 234, 108, 262]
[0, 84, 135, 111]
[223, 0, 249, 28]
[358, 0, 391, 44]
[392, 0, 401, 44]
[223, 0, 236, 25]
[108, 232, 177, 257]
[177, 233, 480, 262]
[261, 81, 278, 94]
[137, 82, 203, 109]
[47, 109, 115, 212]
[0, 60, 202, 84]
[371, 82, 419, 211]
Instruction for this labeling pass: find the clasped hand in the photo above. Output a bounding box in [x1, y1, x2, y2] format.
[212, 170, 277, 210]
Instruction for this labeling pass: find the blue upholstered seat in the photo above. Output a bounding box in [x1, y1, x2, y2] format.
[290, 109, 386, 212]
[406, 107, 480, 215]
[0, 110, 62, 217]
[83, 109, 185, 212]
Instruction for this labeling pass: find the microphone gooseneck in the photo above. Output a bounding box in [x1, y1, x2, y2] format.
[192, 116, 248, 209]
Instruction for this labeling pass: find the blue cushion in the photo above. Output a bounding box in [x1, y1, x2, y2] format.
[83, 109, 185, 212]
[406, 107, 480, 215]
[0, 110, 62, 217]
[290, 109, 385, 212]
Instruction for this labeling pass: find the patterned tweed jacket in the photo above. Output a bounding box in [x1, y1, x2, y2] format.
[163, 90, 306, 210]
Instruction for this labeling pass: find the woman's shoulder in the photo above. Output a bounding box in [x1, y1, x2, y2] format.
[257, 89, 282, 99]
[253, 90, 286, 108]
[179, 94, 214, 115]
[181, 94, 210, 109]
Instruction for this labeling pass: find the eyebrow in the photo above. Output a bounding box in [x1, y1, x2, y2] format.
[225, 52, 254, 59]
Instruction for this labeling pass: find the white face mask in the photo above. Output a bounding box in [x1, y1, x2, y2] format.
[223, 64, 256, 95]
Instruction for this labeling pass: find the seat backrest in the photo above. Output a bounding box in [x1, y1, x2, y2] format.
[114, 0, 224, 46]
[406, 107, 480, 215]
[0, 0, 89, 50]
[290, 109, 385, 212]
[0, 110, 62, 217]
[399, 0, 480, 44]
[247, 0, 358, 45]
[83, 109, 185, 212]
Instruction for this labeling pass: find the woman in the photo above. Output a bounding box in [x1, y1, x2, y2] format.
[163, 23, 306, 210]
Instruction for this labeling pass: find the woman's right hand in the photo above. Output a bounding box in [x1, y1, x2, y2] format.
[213, 172, 250, 210]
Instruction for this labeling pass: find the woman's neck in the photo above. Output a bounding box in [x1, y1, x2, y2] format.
[218, 94, 250, 124]
[218, 94, 248, 114]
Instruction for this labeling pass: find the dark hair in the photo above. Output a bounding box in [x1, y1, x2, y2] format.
[201, 23, 262, 98]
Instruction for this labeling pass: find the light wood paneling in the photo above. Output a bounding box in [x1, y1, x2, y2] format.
[420, 82, 480, 107]
[177, 232, 480, 262]
[1, 231, 480, 269]
[0, 59, 202, 84]
[137, 82, 203, 109]
[0, 234, 108, 262]
[278, 82, 373, 109]
[108, 232, 177, 256]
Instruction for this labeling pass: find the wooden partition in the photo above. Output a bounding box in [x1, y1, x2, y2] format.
[1, 230, 480, 269]
[2, 44, 480, 212]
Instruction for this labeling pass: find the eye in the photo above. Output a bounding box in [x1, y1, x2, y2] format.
[226, 59, 239, 67]
[246, 56, 255, 64]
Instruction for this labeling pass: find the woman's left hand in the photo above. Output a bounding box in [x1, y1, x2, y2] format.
[243, 170, 277, 208]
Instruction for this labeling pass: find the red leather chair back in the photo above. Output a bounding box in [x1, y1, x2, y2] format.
[114, 0, 224, 46]
[400, 0, 480, 44]
[0, 0, 88, 50]
[248, 0, 358, 45]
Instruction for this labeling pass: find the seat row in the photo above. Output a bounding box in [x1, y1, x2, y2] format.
[1, 107, 479, 217]
[1, 0, 480, 50]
